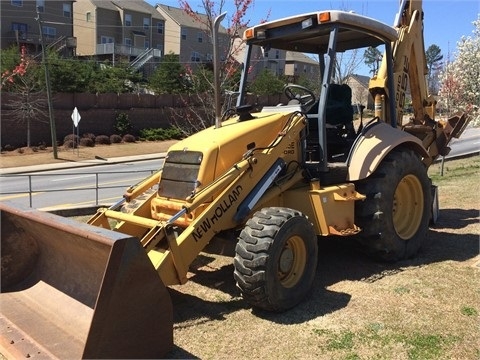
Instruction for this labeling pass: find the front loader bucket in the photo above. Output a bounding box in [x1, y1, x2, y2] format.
[0, 202, 173, 359]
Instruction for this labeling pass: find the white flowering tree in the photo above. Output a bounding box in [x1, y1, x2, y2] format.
[439, 16, 480, 126]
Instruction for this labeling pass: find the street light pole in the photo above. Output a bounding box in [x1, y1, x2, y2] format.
[36, 7, 58, 159]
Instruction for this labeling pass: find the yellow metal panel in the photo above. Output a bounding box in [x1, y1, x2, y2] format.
[347, 121, 428, 181]
[284, 183, 363, 236]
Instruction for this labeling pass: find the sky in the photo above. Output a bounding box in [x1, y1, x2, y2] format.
[149, 0, 480, 60]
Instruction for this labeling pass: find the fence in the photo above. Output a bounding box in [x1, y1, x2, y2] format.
[1, 92, 287, 148]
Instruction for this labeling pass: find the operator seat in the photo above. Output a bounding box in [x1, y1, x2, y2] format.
[305, 83, 355, 163]
[325, 83, 354, 126]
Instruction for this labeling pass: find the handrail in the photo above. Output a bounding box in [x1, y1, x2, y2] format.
[0, 169, 158, 209]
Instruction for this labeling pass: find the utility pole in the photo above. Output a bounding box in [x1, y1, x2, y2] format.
[36, 7, 58, 159]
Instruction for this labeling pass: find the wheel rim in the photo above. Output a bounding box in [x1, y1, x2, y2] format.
[278, 235, 307, 288]
[393, 174, 424, 240]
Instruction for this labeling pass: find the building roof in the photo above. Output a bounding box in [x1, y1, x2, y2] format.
[156, 3, 227, 33]
[348, 74, 371, 87]
[156, 4, 206, 27]
[90, 0, 164, 19]
[285, 51, 318, 65]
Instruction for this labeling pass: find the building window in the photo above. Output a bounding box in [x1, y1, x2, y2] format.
[36, 0, 44, 12]
[125, 38, 132, 46]
[63, 3, 71, 18]
[144, 40, 150, 49]
[275, 50, 280, 59]
[157, 22, 163, 34]
[197, 32, 203, 43]
[11, 23, 28, 38]
[206, 53, 212, 61]
[86, 11, 91, 22]
[42, 26, 57, 39]
[101, 36, 114, 44]
[143, 17, 150, 30]
[191, 51, 200, 62]
[125, 14, 132, 26]
[11, 0, 22, 6]
[181, 28, 187, 40]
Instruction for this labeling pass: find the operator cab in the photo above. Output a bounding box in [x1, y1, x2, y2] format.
[236, 10, 398, 180]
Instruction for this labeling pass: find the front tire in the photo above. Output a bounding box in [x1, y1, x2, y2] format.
[234, 207, 318, 311]
[354, 149, 431, 261]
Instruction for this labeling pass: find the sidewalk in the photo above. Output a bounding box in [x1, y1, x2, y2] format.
[0, 152, 167, 175]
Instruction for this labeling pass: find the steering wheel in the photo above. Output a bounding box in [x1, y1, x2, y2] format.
[284, 84, 316, 108]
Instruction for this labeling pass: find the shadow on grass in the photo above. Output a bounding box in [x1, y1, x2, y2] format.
[166, 207, 478, 357]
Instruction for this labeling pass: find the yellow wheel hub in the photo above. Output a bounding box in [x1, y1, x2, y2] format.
[278, 236, 307, 288]
[393, 174, 424, 240]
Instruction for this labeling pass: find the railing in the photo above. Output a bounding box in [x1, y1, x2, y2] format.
[0, 169, 158, 210]
[129, 48, 162, 70]
[96, 43, 149, 57]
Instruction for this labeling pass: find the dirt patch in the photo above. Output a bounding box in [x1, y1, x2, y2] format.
[0, 140, 178, 168]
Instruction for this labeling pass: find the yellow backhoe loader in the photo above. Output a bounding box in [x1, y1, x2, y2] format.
[1, 0, 470, 358]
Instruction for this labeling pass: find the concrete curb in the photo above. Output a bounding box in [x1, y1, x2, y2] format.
[0, 153, 167, 175]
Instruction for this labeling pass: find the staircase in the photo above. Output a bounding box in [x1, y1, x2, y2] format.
[34, 36, 67, 59]
[129, 48, 161, 71]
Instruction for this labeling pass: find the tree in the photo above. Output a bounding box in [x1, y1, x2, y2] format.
[425, 44, 443, 94]
[439, 15, 480, 125]
[49, 53, 96, 93]
[249, 69, 285, 95]
[171, 0, 268, 134]
[87, 61, 142, 93]
[149, 52, 190, 94]
[363, 46, 382, 75]
[1, 46, 48, 148]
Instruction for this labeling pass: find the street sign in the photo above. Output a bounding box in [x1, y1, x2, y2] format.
[71, 107, 81, 127]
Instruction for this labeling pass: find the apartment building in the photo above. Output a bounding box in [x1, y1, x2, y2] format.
[285, 51, 320, 82]
[74, 0, 164, 69]
[155, 4, 230, 68]
[1, 0, 76, 56]
[345, 74, 374, 109]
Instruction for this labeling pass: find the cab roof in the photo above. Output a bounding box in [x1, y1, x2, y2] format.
[243, 10, 398, 53]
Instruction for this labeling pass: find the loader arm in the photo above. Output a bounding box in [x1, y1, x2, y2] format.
[90, 112, 308, 286]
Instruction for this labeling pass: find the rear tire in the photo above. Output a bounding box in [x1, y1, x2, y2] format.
[234, 207, 318, 311]
[354, 149, 431, 261]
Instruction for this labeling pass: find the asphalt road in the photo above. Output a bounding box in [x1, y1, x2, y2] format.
[446, 126, 480, 158]
[0, 127, 478, 210]
[0, 158, 164, 209]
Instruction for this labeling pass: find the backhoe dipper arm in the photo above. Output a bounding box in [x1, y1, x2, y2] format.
[370, 0, 469, 164]
[370, 0, 432, 125]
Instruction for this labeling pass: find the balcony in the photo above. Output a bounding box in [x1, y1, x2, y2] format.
[96, 43, 161, 58]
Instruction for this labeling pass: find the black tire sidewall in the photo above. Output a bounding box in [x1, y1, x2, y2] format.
[355, 149, 431, 261]
[264, 214, 318, 310]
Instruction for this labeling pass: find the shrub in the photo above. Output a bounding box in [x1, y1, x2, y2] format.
[37, 142, 47, 150]
[114, 112, 133, 135]
[95, 135, 111, 145]
[3, 144, 15, 151]
[110, 134, 122, 144]
[82, 133, 96, 141]
[64, 140, 77, 148]
[122, 134, 136, 143]
[80, 137, 95, 147]
[63, 134, 79, 146]
[138, 127, 183, 141]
